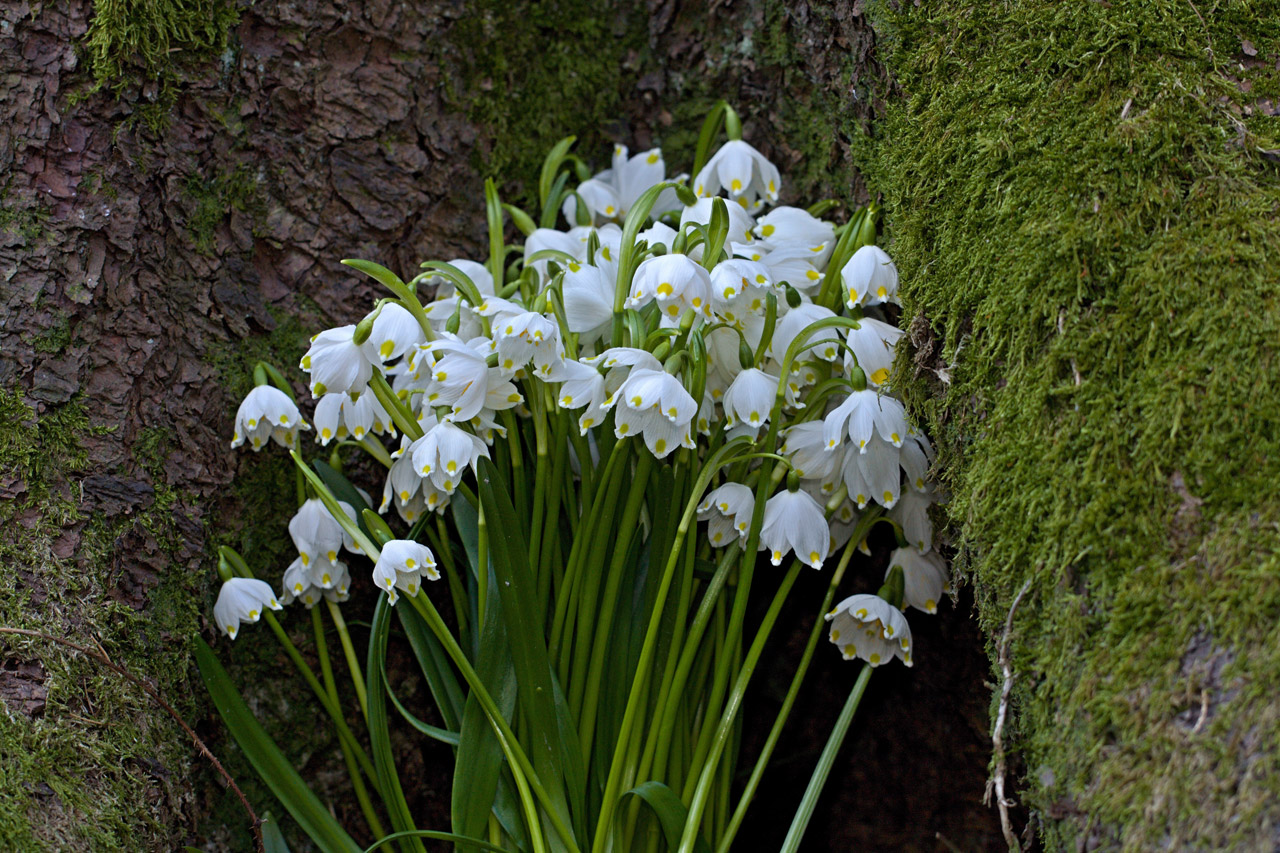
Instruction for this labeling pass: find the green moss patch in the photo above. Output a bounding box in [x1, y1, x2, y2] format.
[871, 1, 1280, 847]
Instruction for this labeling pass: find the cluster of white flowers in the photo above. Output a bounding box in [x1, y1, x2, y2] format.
[218, 129, 949, 663]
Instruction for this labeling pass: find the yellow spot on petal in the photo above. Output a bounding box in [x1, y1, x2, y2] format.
[730, 178, 742, 191]
[871, 368, 890, 385]
[380, 340, 395, 358]
[655, 439, 667, 453]
[657, 282, 674, 297]
[843, 643, 856, 658]
[327, 550, 337, 562]
[869, 653, 882, 664]
[405, 558, 416, 568]
[926, 599, 937, 612]
[761, 224, 775, 237]
[883, 491, 894, 503]
[321, 573, 331, 585]
[617, 423, 630, 435]
[810, 551, 821, 564]
[646, 152, 659, 164]
[248, 609, 258, 619]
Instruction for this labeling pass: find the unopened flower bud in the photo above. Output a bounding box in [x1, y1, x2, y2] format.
[784, 283, 802, 309]
[878, 565, 906, 610]
[849, 365, 867, 392]
[738, 338, 755, 371]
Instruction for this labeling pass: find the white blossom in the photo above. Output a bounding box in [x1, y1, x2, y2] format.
[697, 482, 755, 548]
[721, 368, 778, 433]
[887, 546, 949, 614]
[693, 139, 781, 208]
[214, 577, 282, 639]
[759, 488, 829, 568]
[826, 594, 913, 666]
[300, 326, 379, 397]
[372, 539, 439, 604]
[842, 245, 899, 308]
[231, 385, 309, 451]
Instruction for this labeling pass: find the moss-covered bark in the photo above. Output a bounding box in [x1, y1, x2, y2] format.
[873, 2, 1280, 848]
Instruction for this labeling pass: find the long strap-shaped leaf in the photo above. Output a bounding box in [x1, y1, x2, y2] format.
[618, 783, 710, 853]
[194, 638, 363, 853]
[367, 597, 428, 853]
[476, 457, 580, 851]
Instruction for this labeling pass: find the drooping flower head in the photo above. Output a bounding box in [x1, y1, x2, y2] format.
[825, 593, 913, 667]
[214, 577, 282, 639]
[231, 385, 310, 451]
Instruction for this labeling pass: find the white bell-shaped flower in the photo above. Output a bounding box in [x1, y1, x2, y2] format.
[525, 229, 587, 281]
[372, 539, 439, 604]
[367, 302, 424, 363]
[231, 385, 310, 451]
[409, 420, 489, 495]
[826, 593, 913, 666]
[281, 556, 351, 608]
[288, 498, 358, 567]
[626, 254, 713, 320]
[840, 434, 901, 509]
[562, 261, 616, 342]
[693, 139, 781, 206]
[313, 391, 395, 444]
[555, 359, 607, 433]
[842, 245, 899, 308]
[603, 366, 697, 458]
[771, 303, 841, 364]
[887, 547, 949, 614]
[697, 482, 755, 548]
[763, 245, 826, 293]
[846, 317, 904, 388]
[889, 487, 935, 552]
[823, 390, 909, 453]
[680, 197, 759, 248]
[300, 326, 379, 398]
[753, 207, 835, 253]
[759, 488, 830, 568]
[782, 421, 842, 489]
[721, 368, 778, 433]
[494, 311, 565, 379]
[562, 178, 623, 224]
[417, 336, 512, 422]
[709, 259, 773, 321]
[214, 577, 282, 639]
[609, 145, 667, 214]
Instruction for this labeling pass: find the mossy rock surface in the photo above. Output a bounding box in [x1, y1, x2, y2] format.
[872, 1, 1280, 847]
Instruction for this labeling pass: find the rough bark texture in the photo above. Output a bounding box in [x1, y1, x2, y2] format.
[0, 0, 1032, 850]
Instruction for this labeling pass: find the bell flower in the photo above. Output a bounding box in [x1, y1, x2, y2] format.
[281, 556, 351, 608]
[840, 434, 901, 509]
[680, 197, 759, 247]
[842, 245, 899, 308]
[214, 577, 282, 640]
[409, 420, 489, 495]
[825, 594, 913, 666]
[709, 259, 773, 320]
[697, 482, 755, 548]
[693, 139, 781, 207]
[231, 385, 309, 451]
[889, 487, 935, 552]
[313, 391, 395, 444]
[721, 368, 778, 433]
[555, 359, 607, 433]
[562, 261, 616, 342]
[887, 546, 949, 614]
[759, 488, 830, 569]
[845, 317, 904, 388]
[782, 421, 842, 489]
[365, 302, 424, 363]
[562, 178, 623, 224]
[417, 335, 517, 422]
[494, 311, 565, 379]
[626, 254, 713, 320]
[372, 539, 439, 603]
[823, 390, 909, 453]
[603, 367, 697, 458]
[753, 206, 835, 253]
[609, 145, 668, 213]
[770, 302, 840, 365]
[300, 326, 379, 398]
[288, 498, 359, 567]
[763, 245, 826, 293]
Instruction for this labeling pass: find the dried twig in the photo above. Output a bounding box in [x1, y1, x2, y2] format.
[985, 578, 1033, 853]
[0, 627, 264, 853]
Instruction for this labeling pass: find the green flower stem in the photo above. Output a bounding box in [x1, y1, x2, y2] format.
[635, 546, 738, 795]
[499, 410, 529, 521]
[404, 592, 580, 853]
[358, 437, 393, 468]
[715, 517, 874, 853]
[477, 502, 489, 630]
[221, 548, 381, 793]
[425, 517, 468, 638]
[589, 438, 751, 853]
[368, 372, 423, 442]
[548, 441, 628, 670]
[313, 607, 386, 840]
[539, 408, 571, 614]
[576, 450, 655, 769]
[527, 385, 552, 609]
[260, 609, 381, 794]
[326, 599, 369, 721]
[778, 663, 873, 853]
[567, 444, 638, 721]
[677, 558, 805, 853]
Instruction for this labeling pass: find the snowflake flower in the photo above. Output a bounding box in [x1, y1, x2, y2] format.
[825, 593, 913, 667]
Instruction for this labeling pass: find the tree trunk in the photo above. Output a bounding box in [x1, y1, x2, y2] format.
[10, 1, 1265, 851]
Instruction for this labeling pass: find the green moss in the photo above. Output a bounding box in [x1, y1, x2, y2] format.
[185, 164, 261, 253]
[871, 1, 1280, 847]
[80, 0, 239, 129]
[0, 391, 202, 850]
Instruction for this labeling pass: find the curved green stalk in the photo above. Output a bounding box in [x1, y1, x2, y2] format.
[313, 607, 386, 840]
[326, 600, 369, 720]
